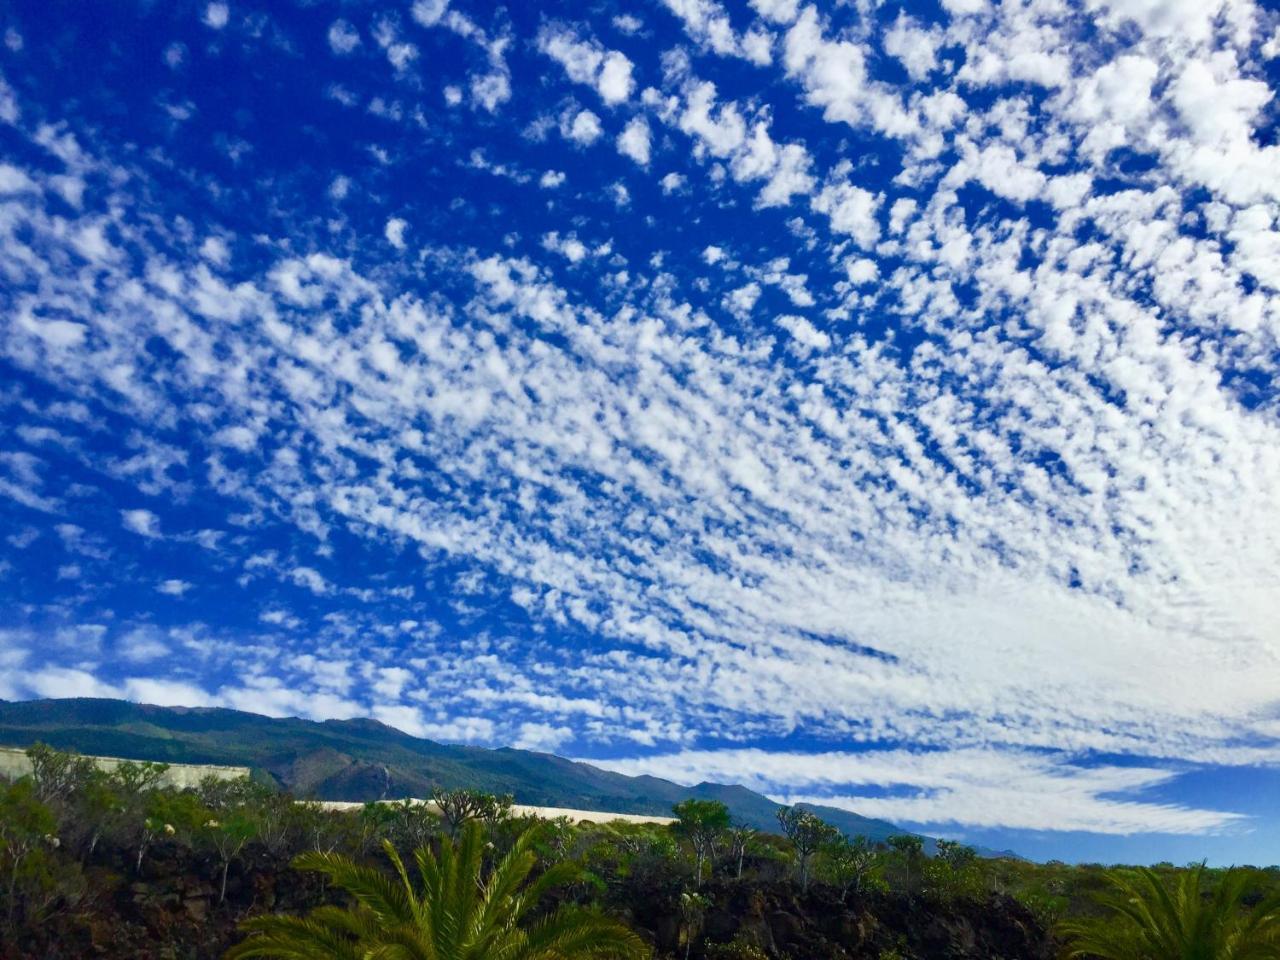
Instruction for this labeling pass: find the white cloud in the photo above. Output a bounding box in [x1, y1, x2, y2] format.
[883, 15, 940, 81]
[328, 175, 351, 200]
[327, 20, 360, 55]
[1171, 59, 1271, 148]
[0, 164, 36, 195]
[777, 314, 830, 353]
[214, 424, 258, 451]
[958, 143, 1047, 203]
[372, 18, 417, 71]
[289, 566, 331, 595]
[597, 748, 1247, 835]
[539, 170, 566, 188]
[16, 313, 86, 349]
[1085, 0, 1223, 42]
[538, 27, 635, 105]
[749, 0, 799, 24]
[670, 78, 814, 208]
[411, 0, 449, 28]
[723, 282, 761, 318]
[125, 677, 213, 707]
[202, 2, 229, 30]
[846, 258, 877, 284]
[219, 676, 360, 721]
[542, 232, 611, 265]
[157, 579, 192, 596]
[118, 627, 170, 662]
[616, 116, 651, 165]
[514, 721, 574, 751]
[260, 609, 301, 629]
[613, 14, 643, 34]
[661, 0, 771, 64]
[811, 174, 880, 248]
[598, 52, 635, 105]
[120, 509, 161, 538]
[385, 216, 409, 250]
[372, 704, 494, 742]
[26, 667, 121, 700]
[199, 236, 230, 267]
[567, 110, 602, 145]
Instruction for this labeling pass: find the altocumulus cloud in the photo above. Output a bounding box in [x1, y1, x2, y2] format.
[0, 0, 1278, 853]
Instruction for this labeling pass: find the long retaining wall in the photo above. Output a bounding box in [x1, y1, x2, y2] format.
[0, 746, 250, 789]
[316, 798, 676, 826]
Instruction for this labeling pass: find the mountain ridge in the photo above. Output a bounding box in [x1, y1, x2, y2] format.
[0, 698, 1017, 858]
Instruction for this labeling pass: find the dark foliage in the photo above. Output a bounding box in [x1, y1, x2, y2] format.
[3, 742, 1278, 960]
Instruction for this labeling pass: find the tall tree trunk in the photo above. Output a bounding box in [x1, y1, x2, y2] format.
[7, 856, 20, 928]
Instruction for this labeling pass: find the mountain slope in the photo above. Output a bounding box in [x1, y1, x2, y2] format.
[0, 698, 997, 855]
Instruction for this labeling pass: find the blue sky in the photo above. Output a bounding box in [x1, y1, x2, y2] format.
[2, 0, 1279, 865]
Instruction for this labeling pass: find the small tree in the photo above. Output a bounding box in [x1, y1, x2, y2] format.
[388, 798, 441, 851]
[928, 839, 979, 900]
[75, 769, 122, 860]
[727, 825, 757, 880]
[135, 791, 203, 872]
[0, 779, 56, 928]
[252, 791, 296, 858]
[822, 834, 878, 900]
[431, 788, 512, 837]
[200, 810, 259, 903]
[887, 834, 925, 892]
[672, 799, 731, 886]
[775, 806, 837, 892]
[679, 890, 710, 960]
[25, 743, 96, 805]
[192, 775, 266, 903]
[357, 801, 398, 856]
[111, 759, 170, 797]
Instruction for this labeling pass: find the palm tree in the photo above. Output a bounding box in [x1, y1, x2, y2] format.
[226, 820, 649, 960]
[1059, 862, 1280, 960]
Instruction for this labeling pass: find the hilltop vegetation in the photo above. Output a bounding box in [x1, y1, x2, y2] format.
[0, 698, 961, 852]
[4, 743, 1280, 959]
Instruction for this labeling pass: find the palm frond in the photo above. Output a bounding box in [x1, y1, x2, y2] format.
[1058, 862, 1280, 960]
[226, 914, 364, 960]
[233, 821, 647, 960]
[521, 904, 650, 960]
[293, 849, 417, 927]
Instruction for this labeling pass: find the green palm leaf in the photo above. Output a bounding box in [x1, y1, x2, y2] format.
[1059, 863, 1280, 960]
[227, 820, 649, 960]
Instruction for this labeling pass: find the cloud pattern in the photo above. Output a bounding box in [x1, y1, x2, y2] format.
[0, 0, 1279, 854]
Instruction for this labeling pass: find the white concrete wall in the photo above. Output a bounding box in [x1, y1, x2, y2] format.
[0, 746, 249, 788]
[315, 798, 676, 826]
